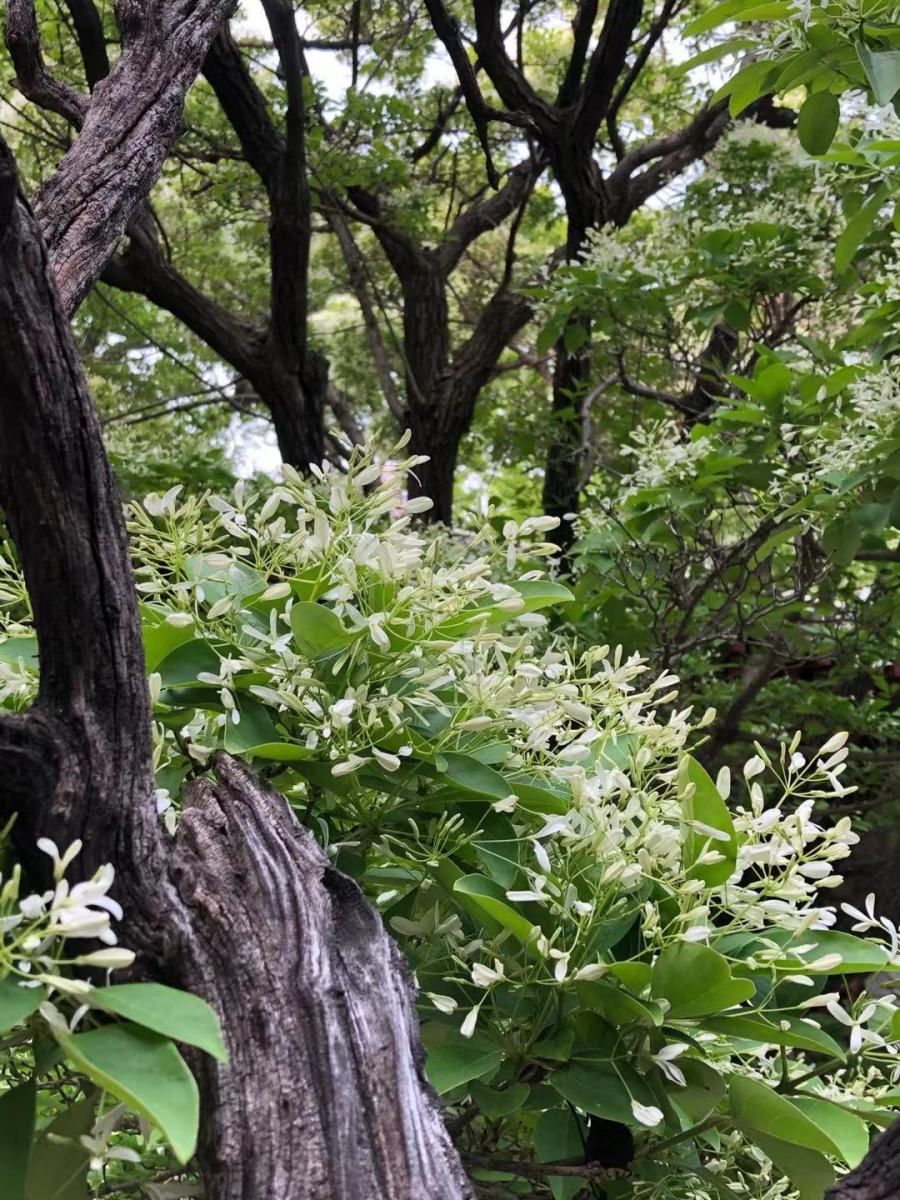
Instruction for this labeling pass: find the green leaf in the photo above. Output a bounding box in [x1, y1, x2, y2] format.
[683, 0, 761, 36]
[729, 1077, 842, 1157]
[791, 1097, 869, 1168]
[576, 980, 665, 1026]
[679, 754, 737, 886]
[534, 1108, 587, 1200]
[700, 1013, 845, 1060]
[835, 183, 889, 273]
[857, 39, 900, 106]
[823, 515, 862, 567]
[426, 1037, 502, 1095]
[0, 1083, 36, 1200]
[453, 875, 538, 945]
[469, 1081, 530, 1118]
[90, 984, 228, 1062]
[290, 602, 357, 658]
[651, 943, 754, 1017]
[222, 696, 280, 754]
[155, 638, 221, 687]
[0, 637, 38, 669]
[25, 1093, 97, 1200]
[750, 1132, 835, 1200]
[441, 753, 512, 803]
[674, 1059, 726, 1123]
[0, 978, 44, 1033]
[770, 929, 891, 974]
[798, 91, 840, 156]
[548, 1062, 635, 1125]
[61, 1023, 199, 1163]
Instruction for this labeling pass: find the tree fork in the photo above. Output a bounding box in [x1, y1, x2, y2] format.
[0, 136, 471, 1200]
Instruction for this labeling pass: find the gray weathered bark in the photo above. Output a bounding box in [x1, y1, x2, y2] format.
[0, 105, 470, 1200]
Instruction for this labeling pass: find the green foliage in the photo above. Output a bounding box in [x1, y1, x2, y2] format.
[5, 450, 900, 1198]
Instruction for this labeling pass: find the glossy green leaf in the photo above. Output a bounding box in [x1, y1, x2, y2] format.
[700, 1013, 845, 1060]
[0, 637, 38, 669]
[576, 980, 665, 1026]
[222, 696, 280, 753]
[534, 1107, 587, 1200]
[469, 1081, 530, 1118]
[440, 753, 512, 803]
[791, 1097, 869, 1168]
[548, 1062, 634, 1125]
[835, 183, 889, 274]
[770, 929, 892, 974]
[0, 977, 44, 1033]
[798, 91, 840, 156]
[857, 40, 900, 105]
[674, 1059, 726, 1123]
[679, 754, 737, 885]
[90, 984, 228, 1062]
[290, 602, 357, 658]
[453, 875, 538, 945]
[651, 943, 754, 1017]
[0, 1084, 36, 1199]
[426, 1037, 502, 1095]
[750, 1132, 835, 1199]
[25, 1093, 97, 1200]
[62, 1023, 199, 1163]
[729, 1077, 842, 1157]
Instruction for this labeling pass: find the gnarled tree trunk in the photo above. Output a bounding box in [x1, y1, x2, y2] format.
[0, 126, 470, 1200]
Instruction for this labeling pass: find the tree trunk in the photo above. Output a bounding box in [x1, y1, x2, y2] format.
[255, 351, 329, 472]
[0, 134, 470, 1200]
[826, 1121, 900, 1198]
[542, 333, 592, 558]
[406, 404, 463, 526]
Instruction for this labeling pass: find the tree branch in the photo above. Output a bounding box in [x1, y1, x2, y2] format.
[12, 0, 239, 311]
[438, 155, 541, 274]
[5, 0, 89, 127]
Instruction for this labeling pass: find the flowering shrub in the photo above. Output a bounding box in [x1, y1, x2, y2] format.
[2, 442, 900, 1197]
[0, 832, 224, 1195]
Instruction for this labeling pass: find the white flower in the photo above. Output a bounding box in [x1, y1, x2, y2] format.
[826, 1000, 881, 1055]
[373, 748, 401, 772]
[164, 612, 194, 628]
[71, 948, 136, 970]
[471, 960, 505, 988]
[36, 839, 82, 882]
[651, 1043, 689, 1086]
[574, 963, 607, 981]
[460, 1006, 480, 1038]
[819, 731, 849, 757]
[491, 794, 518, 813]
[631, 1100, 664, 1127]
[426, 993, 458, 1014]
[743, 756, 766, 780]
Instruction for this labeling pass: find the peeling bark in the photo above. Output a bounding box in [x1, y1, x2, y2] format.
[0, 132, 470, 1200]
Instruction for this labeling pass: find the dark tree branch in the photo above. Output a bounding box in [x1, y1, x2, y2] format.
[102, 213, 263, 382]
[259, 0, 314, 363]
[5, 0, 89, 127]
[62, 0, 110, 88]
[557, 0, 601, 106]
[438, 155, 541, 274]
[606, 0, 682, 159]
[325, 200, 404, 421]
[423, 0, 501, 185]
[11, 0, 239, 312]
[203, 25, 285, 188]
[573, 0, 643, 151]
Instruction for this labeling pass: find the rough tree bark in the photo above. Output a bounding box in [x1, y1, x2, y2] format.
[6, 2, 328, 471]
[0, 73, 470, 1200]
[826, 1122, 900, 1198]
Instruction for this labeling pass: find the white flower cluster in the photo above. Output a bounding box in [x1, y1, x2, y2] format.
[1, 837, 134, 1005]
